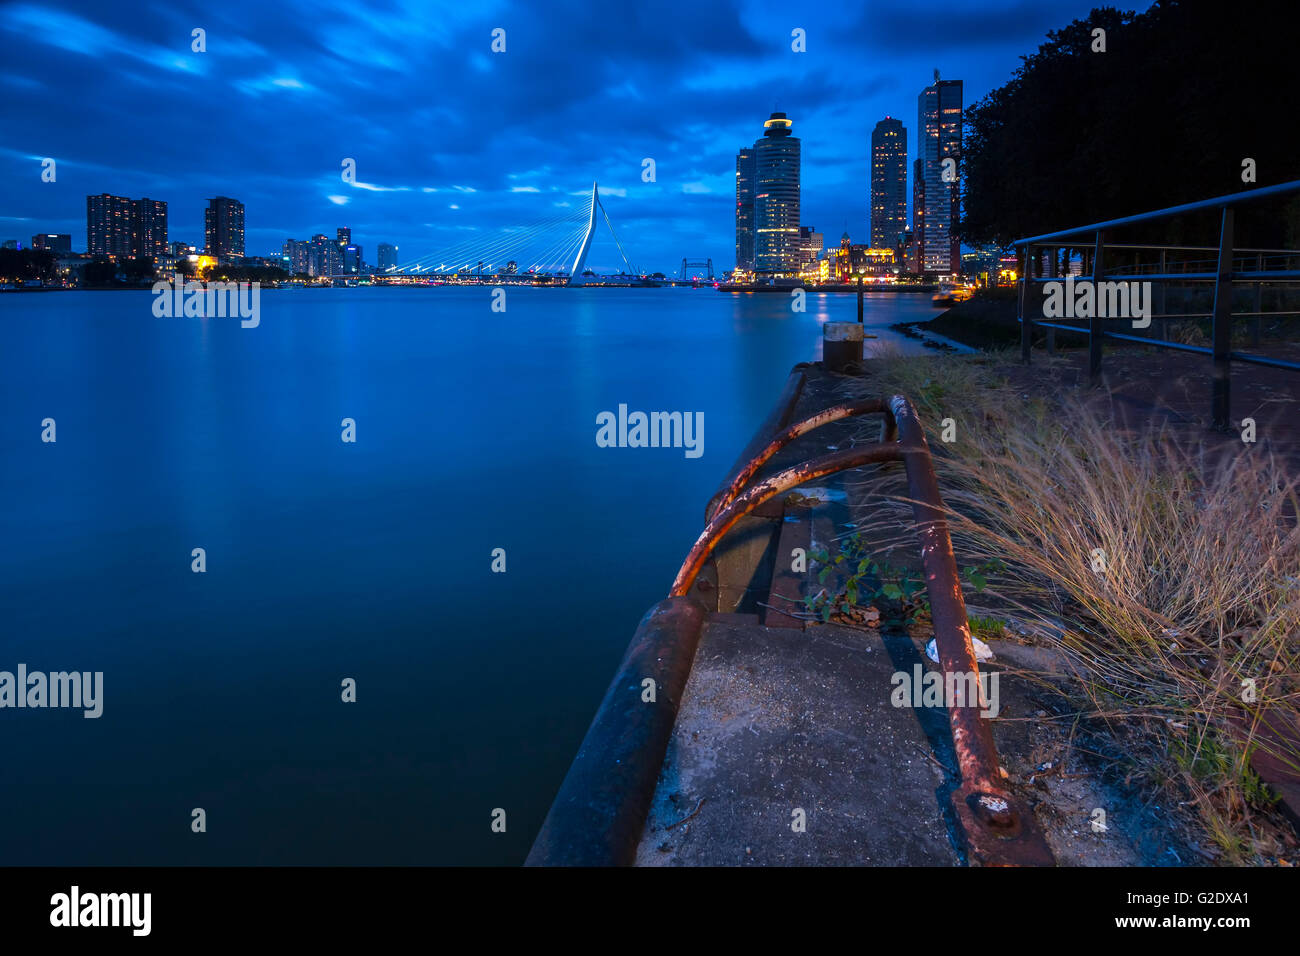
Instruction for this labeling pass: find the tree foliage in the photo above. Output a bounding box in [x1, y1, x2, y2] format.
[204, 264, 289, 283]
[0, 248, 57, 282]
[962, 1, 1300, 251]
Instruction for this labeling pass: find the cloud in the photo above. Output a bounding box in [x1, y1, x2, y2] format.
[0, 0, 1110, 272]
[352, 181, 410, 192]
[2, 4, 207, 74]
[235, 74, 315, 96]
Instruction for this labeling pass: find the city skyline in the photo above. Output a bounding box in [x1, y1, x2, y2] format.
[1, 0, 1109, 272]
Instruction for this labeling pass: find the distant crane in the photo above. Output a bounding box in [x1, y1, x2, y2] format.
[679, 258, 714, 281]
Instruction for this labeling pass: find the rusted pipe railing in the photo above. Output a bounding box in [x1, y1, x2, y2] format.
[705, 364, 809, 523]
[888, 395, 1002, 797]
[671, 442, 900, 598]
[709, 398, 896, 519]
[669, 393, 1054, 866]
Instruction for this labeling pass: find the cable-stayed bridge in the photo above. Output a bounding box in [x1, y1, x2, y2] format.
[386, 182, 637, 285]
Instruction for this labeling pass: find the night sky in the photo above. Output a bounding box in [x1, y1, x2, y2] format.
[1, 0, 1113, 272]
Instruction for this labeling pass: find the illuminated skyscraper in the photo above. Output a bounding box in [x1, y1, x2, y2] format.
[752, 112, 801, 274]
[204, 196, 245, 260]
[86, 194, 167, 259]
[734, 147, 756, 272]
[283, 239, 310, 275]
[915, 76, 962, 275]
[377, 243, 399, 272]
[86, 193, 134, 258]
[870, 117, 907, 250]
[132, 198, 168, 261]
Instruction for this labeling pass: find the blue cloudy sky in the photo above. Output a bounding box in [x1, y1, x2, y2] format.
[0, 0, 1114, 272]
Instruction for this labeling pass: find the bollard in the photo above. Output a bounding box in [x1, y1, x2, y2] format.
[823, 322, 864, 372]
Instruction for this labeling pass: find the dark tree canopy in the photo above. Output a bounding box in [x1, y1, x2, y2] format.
[205, 264, 289, 283]
[0, 248, 56, 282]
[961, 0, 1300, 251]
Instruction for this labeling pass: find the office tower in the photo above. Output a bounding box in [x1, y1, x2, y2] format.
[870, 117, 907, 250]
[331, 228, 360, 274]
[734, 147, 756, 272]
[132, 198, 168, 261]
[32, 234, 72, 254]
[753, 112, 801, 274]
[342, 244, 361, 274]
[912, 158, 925, 273]
[204, 196, 245, 259]
[915, 75, 962, 275]
[377, 243, 398, 272]
[86, 193, 134, 257]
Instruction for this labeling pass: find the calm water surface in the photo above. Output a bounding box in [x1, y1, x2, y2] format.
[0, 286, 950, 864]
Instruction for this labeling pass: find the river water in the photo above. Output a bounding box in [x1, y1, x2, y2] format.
[0, 286, 955, 864]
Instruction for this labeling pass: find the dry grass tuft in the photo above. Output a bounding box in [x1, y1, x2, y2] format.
[866, 350, 1300, 862]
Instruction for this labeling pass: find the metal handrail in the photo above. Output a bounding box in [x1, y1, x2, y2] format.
[1014, 180, 1300, 429]
[1016, 179, 1300, 246]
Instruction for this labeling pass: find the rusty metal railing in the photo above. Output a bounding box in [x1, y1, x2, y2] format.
[529, 389, 1054, 867]
[670, 393, 1054, 866]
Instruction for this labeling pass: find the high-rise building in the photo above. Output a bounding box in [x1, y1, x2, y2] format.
[341, 244, 362, 274]
[798, 226, 823, 272]
[912, 158, 924, 269]
[132, 198, 168, 261]
[32, 234, 72, 254]
[377, 243, 399, 273]
[308, 234, 338, 277]
[204, 196, 245, 260]
[915, 75, 962, 275]
[898, 226, 917, 275]
[870, 117, 907, 250]
[86, 193, 134, 258]
[734, 147, 756, 272]
[752, 112, 801, 274]
[330, 228, 362, 274]
[85, 195, 165, 259]
[282, 239, 310, 275]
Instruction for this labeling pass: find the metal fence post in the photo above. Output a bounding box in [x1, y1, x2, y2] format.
[1155, 249, 1167, 340]
[1211, 207, 1235, 430]
[1089, 230, 1104, 384]
[1018, 244, 1031, 363]
[1252, 251, 1263, 346]
[1046, 245, 1056, 355]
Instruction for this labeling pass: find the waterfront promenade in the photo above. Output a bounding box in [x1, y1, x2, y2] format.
[532, 326, 1300, 867]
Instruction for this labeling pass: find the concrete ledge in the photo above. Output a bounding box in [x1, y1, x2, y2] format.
[526, 597, 707, 866]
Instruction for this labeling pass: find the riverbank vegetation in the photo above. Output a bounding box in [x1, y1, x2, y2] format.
[867, 348, 1300, 862]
